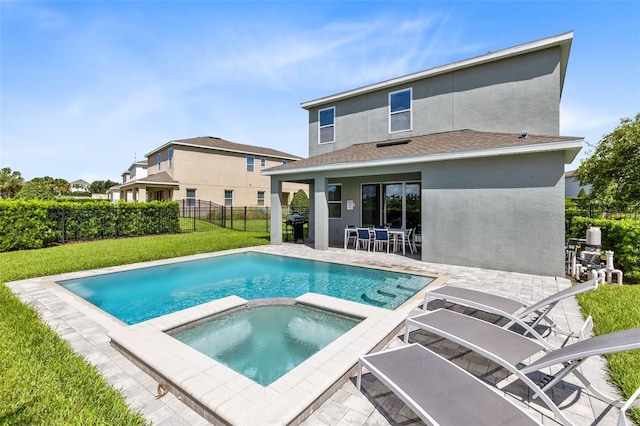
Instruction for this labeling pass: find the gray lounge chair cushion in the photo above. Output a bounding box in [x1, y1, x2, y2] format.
[407, 309, 546, 365]
[360, 343, 540, 425]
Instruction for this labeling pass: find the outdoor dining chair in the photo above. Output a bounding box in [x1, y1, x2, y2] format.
[373, 228, 390, 253]
[355, 228, 372, 251]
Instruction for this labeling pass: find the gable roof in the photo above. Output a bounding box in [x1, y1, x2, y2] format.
[118, 171, 179, 190]
[302, 31, 573, 109]
[262, 130, 583, 175]
[146, 136, 303, 161]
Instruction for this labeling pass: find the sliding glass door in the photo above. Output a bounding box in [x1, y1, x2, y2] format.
[361, 184, 381, 228]
[361, 182, 420, 229]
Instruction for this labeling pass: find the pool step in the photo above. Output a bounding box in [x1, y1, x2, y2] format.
[397, 280, 428, 292]
[377, 285, 414, 298]
[361, 290, 391, 307]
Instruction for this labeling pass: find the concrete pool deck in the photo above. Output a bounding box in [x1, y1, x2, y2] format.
[6, 243, 626, 425]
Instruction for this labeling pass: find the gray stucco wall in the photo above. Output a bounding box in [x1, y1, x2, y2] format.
[420, 151, 566, 276]
[307, 47, 562, 157]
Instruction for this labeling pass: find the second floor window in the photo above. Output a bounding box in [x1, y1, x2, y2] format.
[319, 107, 335, 144]
[168, 148, 173, 168]
[247, 156, 255, 172]
[157, 154, 162, 170]
[260, 158, 266, 167]
[389, 88, 412, 133]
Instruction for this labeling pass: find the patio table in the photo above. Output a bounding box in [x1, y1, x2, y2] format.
[344, 227, 407, 255]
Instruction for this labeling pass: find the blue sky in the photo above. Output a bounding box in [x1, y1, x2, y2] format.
[1, 1, 639, 182]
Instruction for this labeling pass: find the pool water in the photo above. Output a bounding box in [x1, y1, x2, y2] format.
[59, 251, 433, 324]
[170, 304, 359, 386]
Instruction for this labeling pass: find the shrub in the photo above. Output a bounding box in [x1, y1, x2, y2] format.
[0, 200, 180, 252]
[0, 200, 58, 251]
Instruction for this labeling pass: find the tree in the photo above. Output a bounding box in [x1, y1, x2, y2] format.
[575, 113, 640, 209]
[15, 181, 56, 200]
[89, 180, 119, 194]
[0, 167, 24, 199]
[290, 189, 309, 216]
[30, 177, 71, 196]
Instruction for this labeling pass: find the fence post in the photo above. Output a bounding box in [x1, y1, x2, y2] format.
[244, 206, 247, 231]
[230, 206, 233, 229]
[61, 208, 66, 243]
[266, 207, 269, 232]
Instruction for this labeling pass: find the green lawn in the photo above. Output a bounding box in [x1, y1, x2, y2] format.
[0, 229, 269, 425]
[0, 230, 638, 424]
[576, 284, 640, 424]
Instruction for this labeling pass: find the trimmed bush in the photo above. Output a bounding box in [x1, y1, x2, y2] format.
[0, 201, 58, 251]
[0, 200, 180, 252]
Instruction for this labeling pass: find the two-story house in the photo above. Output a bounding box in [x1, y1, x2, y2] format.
[114, 136, 307, 208]
[264, 31, 583, 276]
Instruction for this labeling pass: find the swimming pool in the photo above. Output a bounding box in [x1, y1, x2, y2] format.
[170, 304, 359, 386]
[59, 251, 434, 324]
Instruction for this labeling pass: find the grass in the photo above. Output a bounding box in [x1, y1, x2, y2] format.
[0, 229, 269, 425]
[1, 229, 638, 424]
[576, 284, 640, 424]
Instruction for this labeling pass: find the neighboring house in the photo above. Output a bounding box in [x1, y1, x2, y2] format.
[565, 170, 591, 197]
[108, 160, 148, 202]
[114, 137, 307, 207]
[264, 31, 583, 276]
[70, 179, 90, 193]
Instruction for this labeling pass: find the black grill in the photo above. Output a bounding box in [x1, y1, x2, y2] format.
[286, 214, 306, 242]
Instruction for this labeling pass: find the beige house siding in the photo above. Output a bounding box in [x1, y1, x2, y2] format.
[135, 140, 306, 207]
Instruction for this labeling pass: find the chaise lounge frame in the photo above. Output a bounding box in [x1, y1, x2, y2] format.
[357, 343, 541, 425]
[404, 308, 640, 426]
[423, 278, 598, 345]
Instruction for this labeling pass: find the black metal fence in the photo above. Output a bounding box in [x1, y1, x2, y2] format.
[177, 199, 310, 235]
[566, 204, 640, 236]
[178, 199, 272, 233]
[567, 204, 640, 220]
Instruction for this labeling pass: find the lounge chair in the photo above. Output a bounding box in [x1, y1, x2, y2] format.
[404, 308, 640, 426]
[357, 343, 541, 425]
[423, 278, 598, 341]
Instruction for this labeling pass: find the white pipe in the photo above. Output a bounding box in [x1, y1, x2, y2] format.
[597, 269, 606, 284]
[606, 250, 615, 270]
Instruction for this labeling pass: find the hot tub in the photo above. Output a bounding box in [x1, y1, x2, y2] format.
[168, 303, 359, 386]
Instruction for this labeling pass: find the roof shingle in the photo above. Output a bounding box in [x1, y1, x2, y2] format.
[265, 129, 582, 173]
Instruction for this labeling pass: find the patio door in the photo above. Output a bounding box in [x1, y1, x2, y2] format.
[361, 182, 420, 228]
[361, 184, 381, 228]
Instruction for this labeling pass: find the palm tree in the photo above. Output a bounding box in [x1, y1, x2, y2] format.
[0, 167, 24, 199]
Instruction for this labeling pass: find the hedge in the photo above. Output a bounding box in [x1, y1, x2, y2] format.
[0, 200, 180, 252]
[569, 216, 640, 283]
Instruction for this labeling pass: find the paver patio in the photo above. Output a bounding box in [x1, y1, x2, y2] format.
[6, 243, 627, 425]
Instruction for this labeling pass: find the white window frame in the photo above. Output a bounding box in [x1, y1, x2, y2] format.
[389, 88, 413, 133]
[318, 106, 335, 144]
[257, 191, 265, 206]
[327, 183, 342, 219]
[168, 148, 173, 168]
[186, 188, 196, 207]
[260, 157, 266, 167]
[224, 189, 233, 207]
[246, 156, 255, 172]
[157, 153, 162, 170]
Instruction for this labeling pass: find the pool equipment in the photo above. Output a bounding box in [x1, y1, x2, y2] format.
[565, 226, 623, 284]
